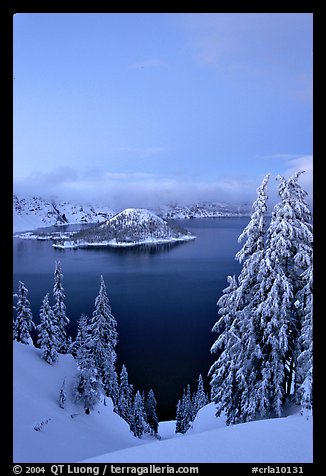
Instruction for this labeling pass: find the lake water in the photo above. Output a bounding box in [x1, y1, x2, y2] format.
[13, 217, 248, 420]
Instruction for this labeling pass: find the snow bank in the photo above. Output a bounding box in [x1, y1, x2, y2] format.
[84, 403, 313, 463]
[13, 342, 145, 463]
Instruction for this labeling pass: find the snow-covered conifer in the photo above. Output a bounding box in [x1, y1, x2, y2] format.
[69, 313, 89, 358]
[145, 389, 159, 436]
[130, 390, 146, 438]
[193, 374, 208, 414]
[13, 281, 35, 345]
[209, 275, 243, 424]
[294, 262, 313, 413]
[87, 275, 119, 404]
[74, 354, 102, 414]
[37, 294, 58, 365]
[117, 364, 134, 424]
[53, 261, 69, 353]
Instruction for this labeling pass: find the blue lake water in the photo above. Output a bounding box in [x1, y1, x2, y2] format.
[13, 217, 248, 420]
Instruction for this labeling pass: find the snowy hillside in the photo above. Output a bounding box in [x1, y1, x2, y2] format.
[13, 195, 115, 233]
[54, 208, 195, 248]
[13, 342, 312, 463]
[13, 342, 146, 463]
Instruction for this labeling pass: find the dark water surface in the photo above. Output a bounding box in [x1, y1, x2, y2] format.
[13, 217, 247, 420]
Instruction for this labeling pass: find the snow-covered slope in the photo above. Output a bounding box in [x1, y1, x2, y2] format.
[85, 403, 313, 463]
[14, 342, 312, 463]
[13, 195, 115, 233]
[13, 342, 146, 463]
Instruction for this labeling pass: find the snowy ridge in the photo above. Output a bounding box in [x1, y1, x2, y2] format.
[13, 194, 251, 233]
[13, 194, 115, 233]
[157, 201, 252, 219]
[53, 208, 196, 249]
[14, 342, 313, 463]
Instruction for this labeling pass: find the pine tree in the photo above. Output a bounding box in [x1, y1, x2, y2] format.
[250, 172, 313, 417]
[117, 364, 134, 424]
[175, 399, 183, 434]
[69, 313, 89, 358]
[13, 281, 35, 345]
[294, 261, 313, 413]
[175, 386, 194, 434]
[74, 353, 102, 414]
[37, 294, 58, 365]
[53, 261, 70, 353]
[209, 275, 243, 424]
[87, 275, 119, 404]
[193, 374, 208, 415]
[145, 389, 159, 436]
[130, 390, 146, 438]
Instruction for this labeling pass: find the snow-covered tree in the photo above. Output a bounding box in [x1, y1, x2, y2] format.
[294, 261, 313, 413]
[117, 364, 134, 424]
[53, 261, 69, 353]
[69, 313, 89, 358]
[145, 389, 159, 436]
[175, 385, 194, 433]
[13, 281, 35, 345]
[87, 275, 119, 404]
[37, 294, 58, 365]
[209, 275, 243, 424]
[130, 390, 147, 438]
[209, 172, 313, 422]
[58, 378, 67, 409]
[193, 374, 208, 414]
[73, 353, 102, 415]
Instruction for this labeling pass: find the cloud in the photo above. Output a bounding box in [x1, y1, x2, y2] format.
[14, 167, 257, 210]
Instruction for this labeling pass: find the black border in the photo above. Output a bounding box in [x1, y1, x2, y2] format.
[2, 2, 321, 473]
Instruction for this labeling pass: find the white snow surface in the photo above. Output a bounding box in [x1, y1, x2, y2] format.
[13, 195, 115, 233]
[85, 404, 313, 463]
[13, 342, 146, 463]
[14, 342, 313, 463]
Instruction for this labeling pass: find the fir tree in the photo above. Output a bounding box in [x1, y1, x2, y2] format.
[294, 261, 313, 413]
[87, 275, 119, 404]
[145, 389, 159, 436]
[74, 353, 102, 414]
[175, 386, 193, 434]
[209, 275, 243, 424]
[37, 294, 58, 365]
[130, 390, 146, 438]
[53, 261, 70, 353]
[193, 374, 208, 414]
[69, 313, 89, 358]
[13, 281, 35, 345]
[117, 364, 134, 424]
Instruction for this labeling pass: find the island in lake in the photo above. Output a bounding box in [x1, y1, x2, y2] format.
[52, 208, 196, 249]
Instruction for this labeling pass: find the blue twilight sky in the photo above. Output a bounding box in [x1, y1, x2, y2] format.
[13, 13, 313, 209]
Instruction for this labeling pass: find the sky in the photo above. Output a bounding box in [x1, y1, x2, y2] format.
[13, 13, 313, 209]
